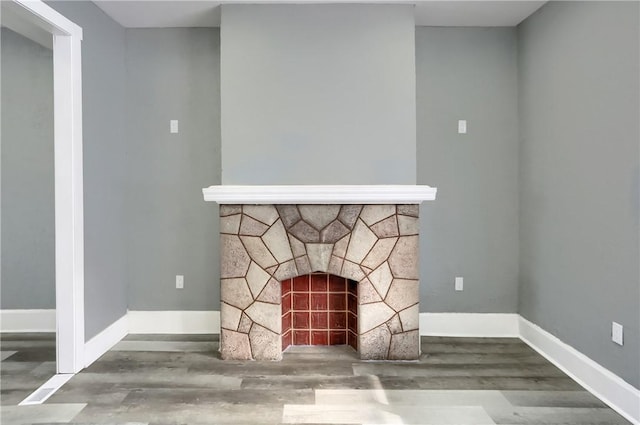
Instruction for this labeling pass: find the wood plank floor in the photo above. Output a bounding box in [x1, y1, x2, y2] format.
[0, 333, 632, 424]
[0, 333, 57, 406]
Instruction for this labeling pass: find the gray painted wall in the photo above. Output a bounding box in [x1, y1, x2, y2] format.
[47, 1, 129, 340]
[1, 28, 55, 309]
[125, 28, 221, 310]
[416, 27, 520, 313]
[518, 1, 639, 388]
[220, 4, 417, 185]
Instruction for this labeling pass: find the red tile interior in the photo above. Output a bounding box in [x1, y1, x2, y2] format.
[282, 273, 357, 351]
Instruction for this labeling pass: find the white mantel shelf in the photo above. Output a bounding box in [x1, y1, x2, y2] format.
[202, 185, 437, 204]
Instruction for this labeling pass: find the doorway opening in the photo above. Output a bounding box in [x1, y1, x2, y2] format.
[1, 0, 85, 376]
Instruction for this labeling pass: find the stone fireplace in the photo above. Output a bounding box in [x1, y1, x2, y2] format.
[204, 185, 436, 361]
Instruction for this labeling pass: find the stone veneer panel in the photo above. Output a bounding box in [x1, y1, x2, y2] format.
[219, 204, 420, 360]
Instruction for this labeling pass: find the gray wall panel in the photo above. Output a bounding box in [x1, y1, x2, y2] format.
[1, 28, 55, 310]
[416, 27, 520, 313]
[220, 4, 417, 185]
[47, 1, 129, 340]
[125, 28, 221, 310]
[518, 1, 640, 388]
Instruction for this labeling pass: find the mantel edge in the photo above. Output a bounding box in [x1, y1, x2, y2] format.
[202, 185, 437, 205]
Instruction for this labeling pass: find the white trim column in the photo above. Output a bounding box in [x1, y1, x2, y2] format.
[53, 30, 84, 373]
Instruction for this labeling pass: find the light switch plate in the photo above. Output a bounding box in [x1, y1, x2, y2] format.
[458, 120, 467, 134]
[170, 120, 179, 134]
[612, 322, 623, 345]
[455, 277, 464, 291]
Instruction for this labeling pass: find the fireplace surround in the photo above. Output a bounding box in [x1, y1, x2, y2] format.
[204, 185, 437, 361]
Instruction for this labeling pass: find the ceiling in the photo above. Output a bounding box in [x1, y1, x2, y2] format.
[92, 1, 547, 28]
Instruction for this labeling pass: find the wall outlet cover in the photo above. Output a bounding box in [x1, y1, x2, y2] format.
[612, 322, 623, 345]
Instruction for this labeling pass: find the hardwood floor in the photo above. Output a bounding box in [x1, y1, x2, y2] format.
[0, 334, 631, 424]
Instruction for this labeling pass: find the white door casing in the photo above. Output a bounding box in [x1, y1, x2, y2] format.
[2, 0, 85, 373]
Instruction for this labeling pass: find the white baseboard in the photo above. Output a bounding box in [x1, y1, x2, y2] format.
[519, 316, 640, 425]
[83, 313, 128, 367]
[419, 312, 520, 337]
[0, 309, 56, 332]
[127, 310, 220, 334]
[127, 312, 518, 337]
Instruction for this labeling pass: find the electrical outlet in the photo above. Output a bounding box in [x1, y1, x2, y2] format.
[612, 322, 623, 345]
[170, 120, 179, 134]
[455, 277, 464, 291]
[176, 275, 184, 289]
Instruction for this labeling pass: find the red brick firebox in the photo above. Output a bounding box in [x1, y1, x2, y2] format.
[282, 273, 357, 351]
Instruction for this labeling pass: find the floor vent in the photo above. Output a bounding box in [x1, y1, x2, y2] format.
[21, 387, 55, 405]
[19, 373, 74, 406]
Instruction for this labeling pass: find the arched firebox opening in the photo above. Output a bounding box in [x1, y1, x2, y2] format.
[282, 273, 357, 351]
